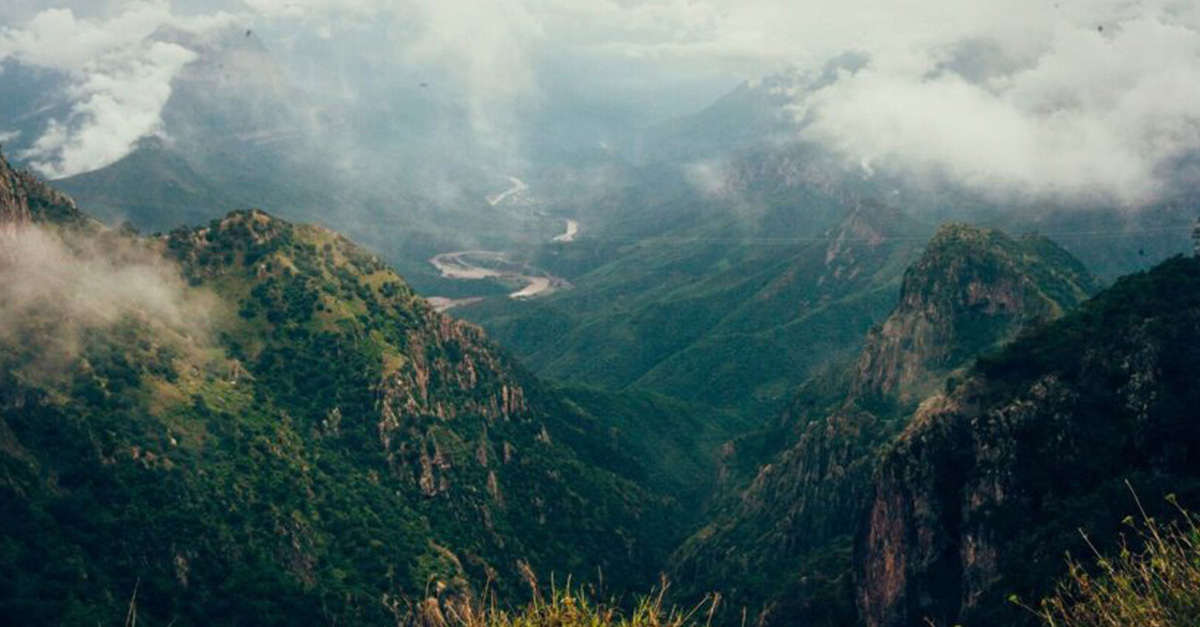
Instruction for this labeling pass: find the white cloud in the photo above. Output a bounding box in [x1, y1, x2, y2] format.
[793, 8, 1200, 204]
[399, 0, 545, 161]
[22, 40, 197, 179]
[0, 2, 235, 178]
[1, 0, 1197, 202]
[0, 224, 213, 378]
[0, 3, 171, 70]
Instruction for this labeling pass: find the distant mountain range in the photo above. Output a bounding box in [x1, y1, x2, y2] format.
[3, 143, 1200, 625]
[3, 24, 1200, 626]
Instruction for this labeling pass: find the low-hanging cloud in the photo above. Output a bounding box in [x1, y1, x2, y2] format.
[2, 0, 1198, 204]
[0, 224, 213, 378]
[21, 39, 197, 179]
[788, 3, 1200, 205]
[0, 2, 235, 179]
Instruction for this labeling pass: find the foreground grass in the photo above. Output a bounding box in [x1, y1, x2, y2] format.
[411, 585, 718, 627]
[1035, 490, 1200, 627]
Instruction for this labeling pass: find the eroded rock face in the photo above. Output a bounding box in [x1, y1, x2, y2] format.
[671, 224, 1096, 625]
[857, 394, 975, 627]
[857, 256, 1200, 627]
[853, 224, 1096, 401]
[0, 151, 82, 235]
[377, 312, 531, 494]
[0, 153, 34, 235]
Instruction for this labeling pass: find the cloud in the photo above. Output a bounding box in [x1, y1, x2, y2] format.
[2, 0, 1197, 203]
[399, 0, 544, 162]
[0, 224, 213, 379]
[21, 40, 197, 179]
[0, 2, 235, 178]
[785, 2, 1200, 205]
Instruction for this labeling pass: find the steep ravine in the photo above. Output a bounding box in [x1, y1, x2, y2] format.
[670, 224, 1098, 626]
[857, 254, 1200, 627]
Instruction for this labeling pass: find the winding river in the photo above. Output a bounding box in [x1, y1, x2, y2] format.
[425, 178, 578, 312]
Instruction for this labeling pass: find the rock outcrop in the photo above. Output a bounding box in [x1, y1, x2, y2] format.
[671, 224, 1096, 626]
[0, 152, 34, 234]
[853, 224, 1097, 401]
[0, 149, 83, 234]
[857, 255, 1200, 627]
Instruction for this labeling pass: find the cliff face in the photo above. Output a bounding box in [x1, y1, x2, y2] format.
[0, 152, 34, 234]
[0, 187, 670, 625]
[670, 224, 1095, 626]
[0, 151, 82, 233]
[857, 255, 1200, 627]
[853, 224, 1097, 401]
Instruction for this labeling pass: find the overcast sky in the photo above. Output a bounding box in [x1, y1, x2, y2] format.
[1, 0, 1198, 205]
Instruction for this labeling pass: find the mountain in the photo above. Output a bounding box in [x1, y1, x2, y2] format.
[459, 64, 1190, 423]
[636, 55, 868, 164]
[0, 145, 84, 230]
[858, 252, 1200, 627]
[636, 71, 800, 164]
[670, 224, 1098, 626]
[0, 152, 676, 625]
[852, 224, 1098, 402]
[636, 64, 1195, 284]
[54, 137, 245, 232]
[464, 199, 929, 417]
[48, 26, 352, 232]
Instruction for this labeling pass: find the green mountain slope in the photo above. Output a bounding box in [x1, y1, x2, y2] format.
[858, 252, 1200, 627]
[670, 224, 1098, 626]
[464, 201, 929, 417]
[0, 154, 674, 626]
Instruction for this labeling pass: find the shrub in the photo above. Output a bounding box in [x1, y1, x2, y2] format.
[395, 584, 717, 627]
[1034, 489, 1200, 627]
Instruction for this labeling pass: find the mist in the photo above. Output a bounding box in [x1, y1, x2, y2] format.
[0, 224, 214, 380]
[1, 0, 1198, 208]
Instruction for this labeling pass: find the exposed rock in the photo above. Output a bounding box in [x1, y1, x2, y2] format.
[857, 255, 1200, 627]
[0, 150, 82, 234]
[672, 224, 1096, 625]
[0, 152, 33, 235]
[853, 224, 1096, 401]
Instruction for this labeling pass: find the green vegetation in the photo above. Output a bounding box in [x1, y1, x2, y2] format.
[857, 252, 1200, 627]
[442, 586, 717, 627]
[670, 223, 1100, 627]
[1035, 495, 1200, 627]
[8, 145, 1200, 627]
[0, 207, 677, 625]
[466, 203, 928, 419]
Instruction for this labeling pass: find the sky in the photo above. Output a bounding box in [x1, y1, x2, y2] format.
[1, 0, 1198, 205]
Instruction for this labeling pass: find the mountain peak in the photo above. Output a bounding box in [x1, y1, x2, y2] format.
[852, 223, 1097, 400]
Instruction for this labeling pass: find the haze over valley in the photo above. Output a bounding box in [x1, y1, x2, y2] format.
[2, 2, 1200, 626]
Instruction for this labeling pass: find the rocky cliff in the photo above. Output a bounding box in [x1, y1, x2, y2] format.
[0, 150, 82, 233]
[853, 224, 1097, 401]
[857, 254, 1200, 627]
[0, 155, 32, 234]
[671, 224, 1096, 626]
[0, 163, 672, 625]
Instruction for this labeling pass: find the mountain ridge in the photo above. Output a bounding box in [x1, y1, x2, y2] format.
[0, 154, 676, 625]
[858, 252, 1200, 627]
[670, 222, 1098, 626]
